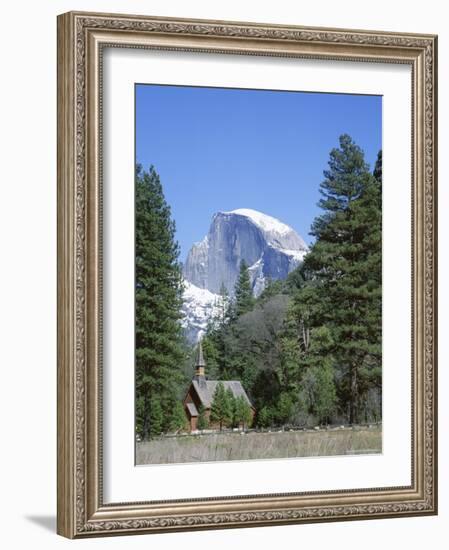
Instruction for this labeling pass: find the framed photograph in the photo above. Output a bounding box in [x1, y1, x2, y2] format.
[57, 11, 438, 538]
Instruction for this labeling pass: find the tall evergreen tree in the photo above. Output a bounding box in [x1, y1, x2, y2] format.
[202, 282, 231, 380]
[257, 406, 274, 428]
[234, 395, 253, 430]
[297, 326, 337, 424]
[210, 382, 233, 430]
[148, 398, 163, 437]
[197, 404, 209, 430]
[135, 164, 186, 440]
[190, 138, 381, 429]
[226, 387, 237, 427]
[298, 134, 382, 424]
[234, 260, 254, 317]
[373, 149, 382, 184]
[201, 335, 221, 381]
[168, 402, 188, 432]
[217, 282, 231, 325]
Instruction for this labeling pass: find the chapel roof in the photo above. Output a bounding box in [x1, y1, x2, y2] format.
[191, 379, 253, 409]
[185, 402, 199, 417]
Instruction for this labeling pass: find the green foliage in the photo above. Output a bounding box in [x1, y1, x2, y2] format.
[168, 401, 188, 433]
[300, 363, 337, 425]
[373, 149, 382, 183]
[285, 266, 305, 293]
[216, 282, 231, 325]
[234, 395, 253, 429]
[234, 260, 255, 317]
[135, 164, 188, 439]
[314, 364, 338, 424]
[210, 382, 233, 430]
[148, 398, 164, 437]
[201, 336, 221, 381]
[196, 135, 381, 429]
[257, 406, 275, 428]
[295, 135, 382, 424]
[225, 387, 236, 426]
[197, 404, 209, 430]
[202, 282, 231, 380]
[275, 392, 296, 425]
[259, 277, 285, 302]
[277, 310, 303, 392]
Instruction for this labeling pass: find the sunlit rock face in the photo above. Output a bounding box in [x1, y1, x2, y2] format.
[183, 209, 308, 297]
[181, 209, 308, 343]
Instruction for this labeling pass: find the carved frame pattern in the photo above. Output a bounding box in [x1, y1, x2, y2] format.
[57, 11, 437, 538]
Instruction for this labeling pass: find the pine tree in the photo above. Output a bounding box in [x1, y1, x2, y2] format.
[135, 164, 186, 440]
[373, 149, 382, 183]
[275, 392, 295, 425]
[296, 326, 337, 425]
[189, 139, 381, 428]
[148, 398, 163, 437]
[234, 395, 252, 430]
[168, 402, 187, 433]
[314, 363, 337, 425]
[197, 404, 209, 430]
[210, 382, 233, 430]
[278, 304, 306, 393]
[257, 406, 273, 428]
[298, 134, 382, 424]
[226, 387, 237, 427]
[217, 282, 231, 325]
[242, 400, 253, 429]
[234, 260, 254, 317]
[201, 336, 220, 381]
[202, 282, 231, 380]
[259, 277, 285, 302]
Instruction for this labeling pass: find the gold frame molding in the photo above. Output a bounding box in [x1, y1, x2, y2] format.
[57, 11, 438, 538]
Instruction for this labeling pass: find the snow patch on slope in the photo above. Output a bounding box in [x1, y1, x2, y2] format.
[181, 280, 220, 342]
[247, 258, 266, 296]
[182, 209, 310, 341]
[183, 279, 217, 304]
[282, 249, 308, 262]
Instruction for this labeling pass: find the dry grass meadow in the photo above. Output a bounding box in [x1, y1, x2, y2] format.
[136, 426, 382, 465]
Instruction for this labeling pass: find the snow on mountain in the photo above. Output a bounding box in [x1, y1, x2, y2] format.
[180, 280, 220, 343]
[282, 249, 308, 262]
[224, 208, 292, 237]
[181, 209, 309, 342]
[183, 208, 308, 295]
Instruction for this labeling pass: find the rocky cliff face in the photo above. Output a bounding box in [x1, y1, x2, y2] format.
[181, 209, 308, 342]
[183, 209, 308, 296]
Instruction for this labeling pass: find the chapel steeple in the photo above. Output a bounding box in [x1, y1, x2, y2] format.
[194, 340, 206, 386]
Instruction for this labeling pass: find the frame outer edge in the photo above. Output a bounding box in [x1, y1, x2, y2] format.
[431, 35, 438, 515]
[57, 12, 77, 539]
[56, 10, 438, 537]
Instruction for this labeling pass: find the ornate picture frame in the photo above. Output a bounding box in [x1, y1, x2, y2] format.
[57, 11, 437, 538]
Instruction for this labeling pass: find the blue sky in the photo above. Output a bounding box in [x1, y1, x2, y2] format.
[136, 84, 382, 262]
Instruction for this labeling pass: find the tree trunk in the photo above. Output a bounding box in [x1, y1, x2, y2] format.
[349, 365, 358, 425]
[142, 392, 150, 440]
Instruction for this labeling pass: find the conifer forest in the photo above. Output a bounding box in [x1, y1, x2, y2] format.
[135, 135, 382, 447]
